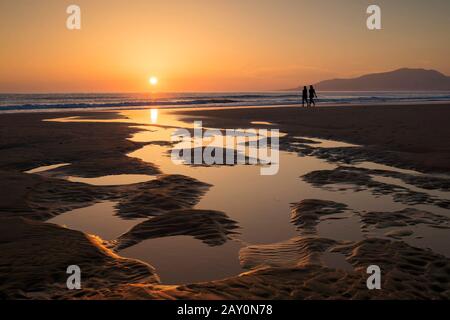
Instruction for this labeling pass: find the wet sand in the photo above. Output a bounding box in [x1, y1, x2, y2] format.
[174, 103, 450, 173]
[0, 104, 449, 299]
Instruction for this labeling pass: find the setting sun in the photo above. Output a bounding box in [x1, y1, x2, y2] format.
[149, 76, 158, 86]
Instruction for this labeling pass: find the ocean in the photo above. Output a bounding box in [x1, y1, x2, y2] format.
[1, 91, 450, 113]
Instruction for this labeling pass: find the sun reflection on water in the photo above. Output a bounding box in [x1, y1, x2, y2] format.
[150, 109, 158, 124]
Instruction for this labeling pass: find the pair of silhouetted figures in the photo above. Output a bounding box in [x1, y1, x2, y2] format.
[301, 85, 317, 107]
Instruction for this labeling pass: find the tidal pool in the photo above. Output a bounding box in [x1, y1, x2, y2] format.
[46, 109, 450, 284]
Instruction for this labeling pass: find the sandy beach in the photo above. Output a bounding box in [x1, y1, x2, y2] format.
[174, 103, 450, 173]
[0, 104, 449, 299]
[2, 0, 450, 309]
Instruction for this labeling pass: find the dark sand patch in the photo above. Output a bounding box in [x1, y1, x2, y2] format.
[384, 229, 414, 239]
[302, 166, 450, 209]
[0, 111, 172, 221]
[292, 143, 406, 168]
[290, 199, 348, 234]
[0, 112, 149, 173]
[113, 209, 240, 251]
[331, 238, 450, 299]
[0, 170, 209, 221]
[240, 237, 337, 269]
[84, 265, 365, 300]
[40, 156, 159, 178]
[359, 208, 450, 231]
[0, 217, 158, 299]
[342, 166, 450, 192]
[279, 134, 416, 171]
[174, 104, 450, 173]
[116, 175, 210, 219]
[169, 146, 260, 167]
[87, 238, 449, 300]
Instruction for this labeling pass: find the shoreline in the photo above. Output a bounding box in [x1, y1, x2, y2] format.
[172, 103, 450, 173]
[1, 99, 450, 115]
[1, 103, 450, 174]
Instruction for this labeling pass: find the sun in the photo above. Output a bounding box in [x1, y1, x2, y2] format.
[149, 76, 158, 86]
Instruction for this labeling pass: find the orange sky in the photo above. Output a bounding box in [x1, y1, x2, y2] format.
[0, 0, 449, 93]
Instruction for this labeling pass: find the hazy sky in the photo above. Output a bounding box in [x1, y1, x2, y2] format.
[0, 0, 449, 92]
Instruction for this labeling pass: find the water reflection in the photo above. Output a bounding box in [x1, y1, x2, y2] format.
[150, 108, 158, 124]
[120, 236, 243, 284]
[47, 109, 450, 284]
[67, 174, 156, 186]
[48, 201, 146, 240]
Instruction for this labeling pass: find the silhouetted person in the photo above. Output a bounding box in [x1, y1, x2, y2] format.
[302, 86, 308, 107]
[309, 85, 317, 106]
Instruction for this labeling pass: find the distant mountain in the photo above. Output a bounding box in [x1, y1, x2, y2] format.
[287, 68, 450, 91]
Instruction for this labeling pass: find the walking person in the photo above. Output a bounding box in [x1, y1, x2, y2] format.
[302, 86, 308, 107]
[309, 85, 318, 107]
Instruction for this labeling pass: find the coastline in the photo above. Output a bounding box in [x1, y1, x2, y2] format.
[1, 99, 450, 115]
[2, 102, 450, 175]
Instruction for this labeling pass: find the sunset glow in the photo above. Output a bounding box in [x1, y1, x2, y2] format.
[0, 0, 449, 92]
[149, 77, 158, 86]
[150, 109, 158, 123]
